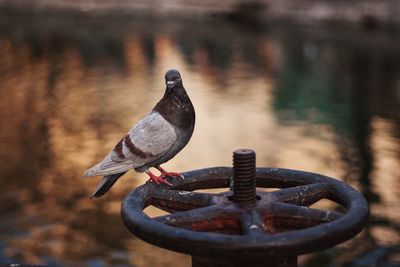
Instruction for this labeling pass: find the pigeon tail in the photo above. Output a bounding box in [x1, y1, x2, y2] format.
[90, 172, 127, 199]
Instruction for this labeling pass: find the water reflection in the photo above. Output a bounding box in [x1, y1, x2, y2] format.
[0, 11, 399, 267]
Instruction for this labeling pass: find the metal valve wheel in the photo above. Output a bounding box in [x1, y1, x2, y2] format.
[121, 149, 369, 266]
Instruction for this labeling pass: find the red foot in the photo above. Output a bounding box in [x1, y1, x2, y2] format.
[156, 166, 184, 179]
[145, 171, 173, 186]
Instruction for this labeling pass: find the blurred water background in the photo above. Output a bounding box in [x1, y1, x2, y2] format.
[0, 2, 399, 267]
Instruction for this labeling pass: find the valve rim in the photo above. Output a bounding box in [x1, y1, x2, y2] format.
[121, 167, 369, 258]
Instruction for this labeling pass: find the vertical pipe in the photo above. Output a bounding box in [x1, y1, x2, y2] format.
[192, 255, 297, 267]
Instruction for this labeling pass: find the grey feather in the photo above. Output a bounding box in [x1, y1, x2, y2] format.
[83, 112, 177, 177]
[121, 112, 177, 161]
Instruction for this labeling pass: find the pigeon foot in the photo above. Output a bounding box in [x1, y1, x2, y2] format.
[156, 166, 184, 179]
[146, 170, 173, 186]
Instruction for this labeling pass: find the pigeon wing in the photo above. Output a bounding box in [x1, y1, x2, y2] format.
[83, 112, 177, 177]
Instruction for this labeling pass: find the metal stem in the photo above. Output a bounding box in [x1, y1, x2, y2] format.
[233, 149, 257, 206]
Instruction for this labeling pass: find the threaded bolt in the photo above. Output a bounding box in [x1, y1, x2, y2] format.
[232, 149, 257, 205]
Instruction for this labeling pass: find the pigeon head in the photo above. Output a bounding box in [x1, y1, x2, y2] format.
[165, 69, 182, 90]
[155, 69, 195, 130]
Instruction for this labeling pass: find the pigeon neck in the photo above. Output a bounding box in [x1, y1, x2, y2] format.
[153, 86, 195, 130]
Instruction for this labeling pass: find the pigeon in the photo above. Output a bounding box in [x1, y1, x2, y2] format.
[83, 69, 195, 198]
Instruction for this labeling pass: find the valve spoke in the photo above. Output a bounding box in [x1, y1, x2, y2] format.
[240, 210, 269, 235]
[270, 182, 332, 206]
[148, 189, 216, 213]
[154, 205, 240, 233]
[258, 202, 344, 230]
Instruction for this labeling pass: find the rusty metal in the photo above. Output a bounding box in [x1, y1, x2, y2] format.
[121, 149, 369, 267]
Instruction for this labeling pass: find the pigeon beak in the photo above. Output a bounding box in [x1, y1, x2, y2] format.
[166, 80, 175, 88]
